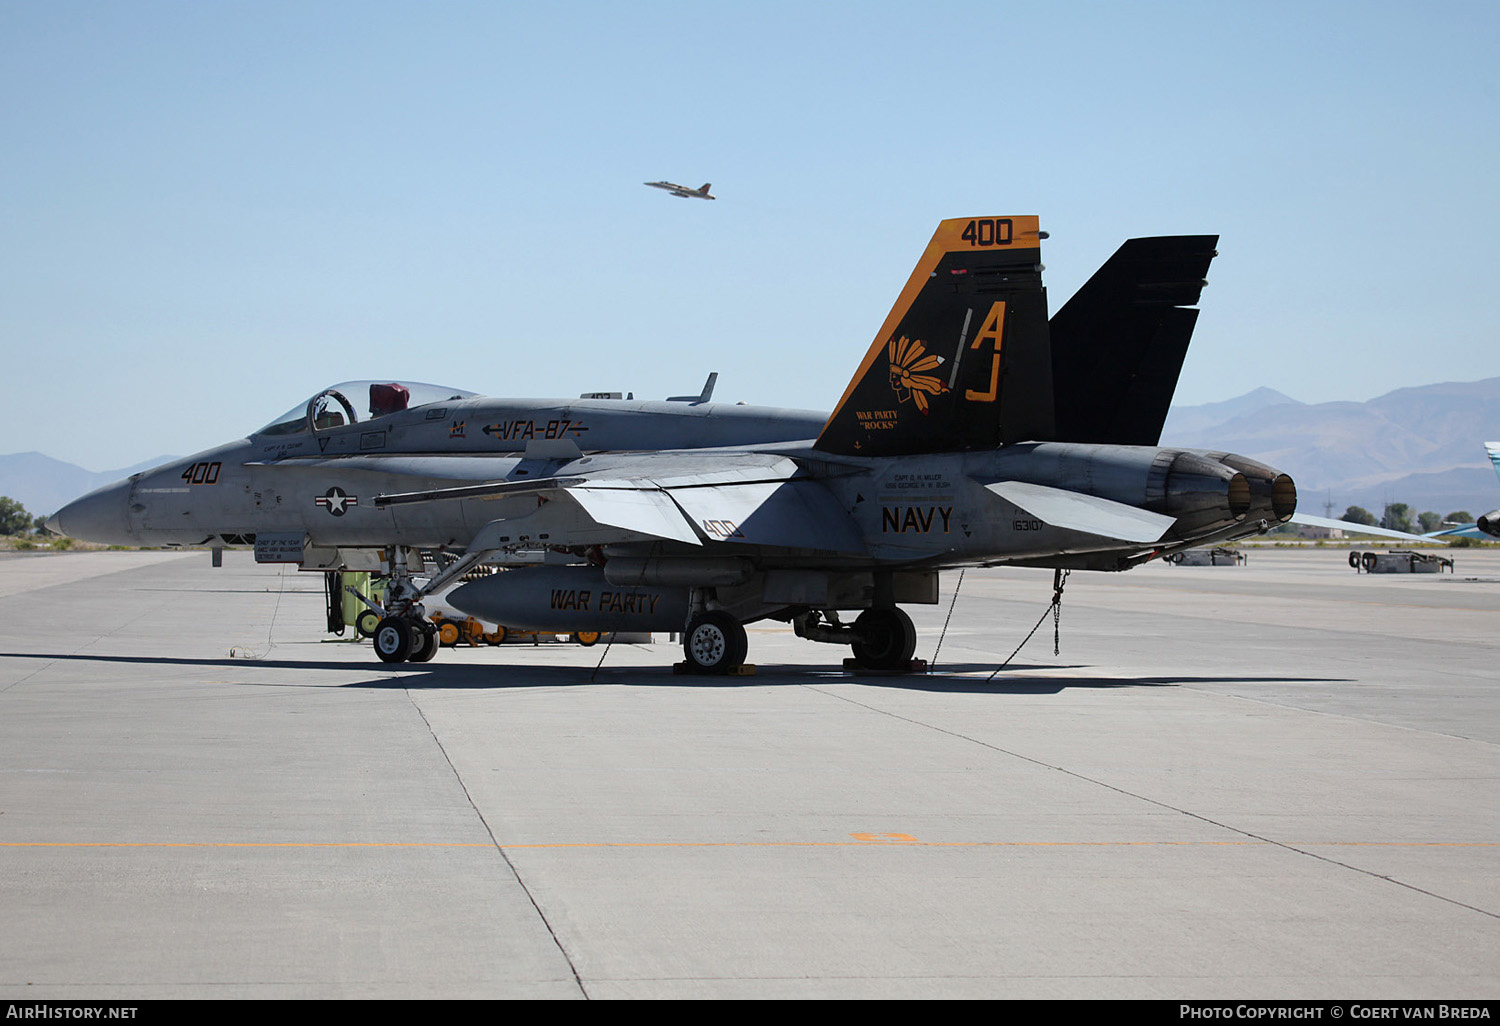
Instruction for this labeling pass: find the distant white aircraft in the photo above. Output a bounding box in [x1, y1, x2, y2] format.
[645, 180, 715, 200]
[1422, 442, 1500, 539]
[1292, 442, 1500, 542]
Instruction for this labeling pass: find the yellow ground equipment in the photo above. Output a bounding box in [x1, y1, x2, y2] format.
[341, 572, 387, 638]
[428, 613, 604, 647]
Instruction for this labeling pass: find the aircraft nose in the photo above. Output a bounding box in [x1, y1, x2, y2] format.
[47, 479, 133, 545]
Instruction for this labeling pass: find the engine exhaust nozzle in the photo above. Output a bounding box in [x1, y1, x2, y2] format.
[1160, 451, 1250, 536]
[1211, 452, 1297, 524]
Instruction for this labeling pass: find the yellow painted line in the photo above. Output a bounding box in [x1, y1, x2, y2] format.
[0, 842, 492, 848]
[3, 840, 1496, 849]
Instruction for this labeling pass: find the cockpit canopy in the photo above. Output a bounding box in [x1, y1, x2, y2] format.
[257, 380, 477, 436]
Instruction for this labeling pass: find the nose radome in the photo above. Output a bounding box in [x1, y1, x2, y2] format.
[47, 479, 133, 545]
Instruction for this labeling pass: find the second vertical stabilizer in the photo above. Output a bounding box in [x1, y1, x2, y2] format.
[1049, 235, 1219, 446]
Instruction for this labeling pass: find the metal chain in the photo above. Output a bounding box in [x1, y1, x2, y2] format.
[929, 569, 966, 670]
[590, 542, 658, 681]
[984, 569, 1068, 682]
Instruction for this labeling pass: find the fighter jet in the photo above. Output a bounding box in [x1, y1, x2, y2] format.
[49, 215, 1297, 673]
[645, 180, 715, 200]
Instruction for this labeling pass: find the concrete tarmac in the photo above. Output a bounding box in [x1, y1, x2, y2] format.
[1, 547, 1497, 999]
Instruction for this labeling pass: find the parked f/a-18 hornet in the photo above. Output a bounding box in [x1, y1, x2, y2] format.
[49, 215, 1297, 673]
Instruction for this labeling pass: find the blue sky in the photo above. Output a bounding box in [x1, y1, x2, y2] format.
[3, 1, 1497, 469]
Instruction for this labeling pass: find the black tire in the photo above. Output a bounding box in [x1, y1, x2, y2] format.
[408, 622, 439, 662]
[1362, 551, 1377, 572]
[355, 609, 381, 639]
[1348, 551, 1361, 569]
[851, 607, 917, 671]
[682, 612, 747, 674]
[373, 617, 413, 663]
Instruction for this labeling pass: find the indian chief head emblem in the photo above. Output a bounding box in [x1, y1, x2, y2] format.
[886, 335, 947, 414]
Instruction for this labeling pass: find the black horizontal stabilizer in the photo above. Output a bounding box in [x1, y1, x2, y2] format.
[1049, 235, 1218, 446]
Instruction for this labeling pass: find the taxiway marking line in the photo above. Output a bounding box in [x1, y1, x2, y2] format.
[3, 840, 1496, 849]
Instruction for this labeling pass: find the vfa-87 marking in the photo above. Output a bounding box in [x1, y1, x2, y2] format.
[481, 419, 587, 442]
[51, 215, 1305, 674]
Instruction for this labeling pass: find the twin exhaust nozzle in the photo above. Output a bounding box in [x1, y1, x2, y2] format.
[1161, 451, 1296, 536]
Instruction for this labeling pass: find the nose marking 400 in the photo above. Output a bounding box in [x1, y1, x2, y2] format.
[180, 461, 222, 485]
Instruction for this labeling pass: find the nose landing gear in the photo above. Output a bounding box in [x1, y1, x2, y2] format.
[372, 615, 438, 664]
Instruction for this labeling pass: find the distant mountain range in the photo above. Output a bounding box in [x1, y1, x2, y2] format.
[4, 376, 1497, 523]
[1160, 377, 1500, 518]
[0, 453, 179, 520]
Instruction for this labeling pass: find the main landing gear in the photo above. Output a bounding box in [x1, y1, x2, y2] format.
[849, 607, 917, 671]
[681, 611, 748, 675]
[791, 606, 920, 672]
[680, 605, 921, 675]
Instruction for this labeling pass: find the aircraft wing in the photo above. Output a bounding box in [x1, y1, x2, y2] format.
[664, 478, 864, 552]
[373, 453, 805, 508]
[1290, 513, 1445, 544]
[374, 454, 865, 553]
[565, 485, 703, 545]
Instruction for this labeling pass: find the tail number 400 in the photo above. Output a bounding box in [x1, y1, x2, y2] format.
[960, 219, 1013, 247]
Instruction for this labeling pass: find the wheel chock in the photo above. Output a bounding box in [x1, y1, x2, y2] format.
[673, 662, 755, 675]
[842, 658, 929, 674]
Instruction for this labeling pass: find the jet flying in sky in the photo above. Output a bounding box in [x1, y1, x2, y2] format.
[644, 180, 715, 200]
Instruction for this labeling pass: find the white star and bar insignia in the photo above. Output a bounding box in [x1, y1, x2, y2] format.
[314, 487, 359, 516]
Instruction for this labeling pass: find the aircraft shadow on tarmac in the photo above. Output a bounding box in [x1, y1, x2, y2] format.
[0, 651, 1350, 694]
